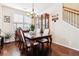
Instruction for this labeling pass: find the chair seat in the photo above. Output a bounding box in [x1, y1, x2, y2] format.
[26, 42, 31, 47]
[38, 39, 48, 43]
[33, 42, 39, 45]
[24, 40, 39, 47]
[24, 40, 31, 47]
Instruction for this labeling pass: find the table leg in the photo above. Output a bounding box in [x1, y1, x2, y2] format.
[49, 36, 52, 55]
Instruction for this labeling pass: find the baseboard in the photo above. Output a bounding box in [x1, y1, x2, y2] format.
[4, 41, 18, 44]
[53, 42, 79, 52]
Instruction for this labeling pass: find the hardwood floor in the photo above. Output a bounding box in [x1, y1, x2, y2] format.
[0, 43, 20, 56]
[0, 42, 79, 56]
[52, 43, 79, 56]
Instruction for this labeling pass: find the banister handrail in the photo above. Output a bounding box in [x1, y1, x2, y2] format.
[63, 6, 79, 15]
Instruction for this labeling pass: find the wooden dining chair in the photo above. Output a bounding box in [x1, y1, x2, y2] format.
[19, 29, 32, 54]
[23, 31, 39, 55]
[20, 29, 39, 55]
[15, 28, 23, 49]
[37, 38, 49, 48]
[37, 29, 50, 48]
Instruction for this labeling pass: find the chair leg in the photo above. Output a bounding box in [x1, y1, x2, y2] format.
[47, 42, 49, 48]
[41, 43, 44, 49]
[0, 45, 3, 54]
[0, 47, 1, 54]
[25, 47, 33, 56]
[30, 47, 33, 56]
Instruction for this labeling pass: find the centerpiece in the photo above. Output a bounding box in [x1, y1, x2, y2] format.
[30, 24, 35, 36]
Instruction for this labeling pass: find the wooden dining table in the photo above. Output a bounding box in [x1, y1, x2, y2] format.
[24, 33, 52, 47]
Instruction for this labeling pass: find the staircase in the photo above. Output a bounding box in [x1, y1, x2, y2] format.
[63, 6, 79, 28]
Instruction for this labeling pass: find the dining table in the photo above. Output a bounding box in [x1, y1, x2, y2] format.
[24, 33, 52, 47]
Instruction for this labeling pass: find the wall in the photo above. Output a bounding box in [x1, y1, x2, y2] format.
[2, 6, 14, 33]
[44, 3, 79, 51]
[0, 5, 2, 32]
[0, 5, 25, 42]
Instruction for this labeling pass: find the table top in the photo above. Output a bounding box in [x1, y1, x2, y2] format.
[24, 33, 52, 40]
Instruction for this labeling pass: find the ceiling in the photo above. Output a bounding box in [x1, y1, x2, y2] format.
[2, 3, 53, 14]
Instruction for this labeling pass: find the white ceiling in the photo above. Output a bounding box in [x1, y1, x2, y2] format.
[2, 3, 53, 14]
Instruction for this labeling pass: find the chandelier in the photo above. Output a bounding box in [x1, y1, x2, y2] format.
[31, 3, 37, 25]
[31, 3, 36, 19]
[25, 3, 37, 25]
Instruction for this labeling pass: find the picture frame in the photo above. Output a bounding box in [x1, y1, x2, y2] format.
[4, 16, 10, 23]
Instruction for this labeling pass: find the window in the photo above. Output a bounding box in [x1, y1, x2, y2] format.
[14, 14, 23, 23]
[13, 13, 32, 31]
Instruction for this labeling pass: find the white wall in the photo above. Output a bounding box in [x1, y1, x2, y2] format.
[0, 5, 25, 42]
[0, 5, 2, 31]
[54, 20, 79, 51]
[2, 6, 14, 33]
[44, 3, 79, 51]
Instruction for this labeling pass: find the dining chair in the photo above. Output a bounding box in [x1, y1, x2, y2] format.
[15, 28, 23, 49]
[20, 29, 39, 55]
[19, 29, 32, 55]
[37, 29, 50, 49]
[24, 31, 40, 55]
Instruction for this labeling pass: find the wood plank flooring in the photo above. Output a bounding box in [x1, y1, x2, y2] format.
[0, 42, 79, 56]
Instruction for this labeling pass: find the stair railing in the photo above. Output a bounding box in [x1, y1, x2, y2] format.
[63, 6, 79, 28]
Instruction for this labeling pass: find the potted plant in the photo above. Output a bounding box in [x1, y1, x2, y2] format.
[30, 24, 35, 31]
[30, 24, 35, 36]
[4, 33, 12, 40]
